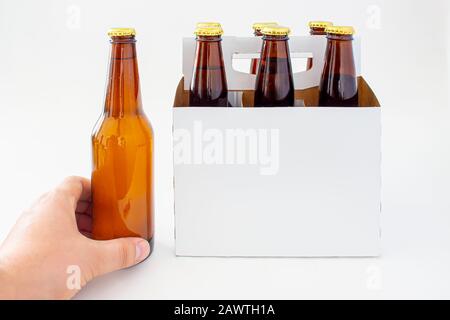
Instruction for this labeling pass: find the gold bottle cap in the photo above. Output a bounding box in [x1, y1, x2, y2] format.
[252, 22, 278, 31]
[194, 26, 224, 36]
[261, 25, 291, 36]
[196, 22, 222, 28]
[325, 26, 355, 35]
[107, 28, 136, 37]
[308, 21, 333, 29]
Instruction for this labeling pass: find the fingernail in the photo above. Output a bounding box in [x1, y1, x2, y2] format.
[135, 240, 150, 263]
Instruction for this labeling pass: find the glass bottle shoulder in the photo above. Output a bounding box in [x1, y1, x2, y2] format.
[92, 112, 153, 143]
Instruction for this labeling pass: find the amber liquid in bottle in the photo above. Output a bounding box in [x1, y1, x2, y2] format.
[91, 34, 154, 250]
[254, 34, 295, 107]
[306, 27, 327, 70]
[319, 33, 358, 107]
[189, 35, 228, 107]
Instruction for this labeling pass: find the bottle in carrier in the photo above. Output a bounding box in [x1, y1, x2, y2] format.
[250, 22, 278, 74]
[307, 21, 333, 70]
[189, 25, 229, 107]
[254, 25, 295, 107]
[319, 26, 358, 107]
[92, 28, 154, 251]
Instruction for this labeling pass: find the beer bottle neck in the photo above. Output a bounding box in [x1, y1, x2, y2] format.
[325, 35, 356, 76]
[104, 36, 142, 116]
[262, 34, 289, 42]
[194, 36, 224, 66]
[260, 35, 291, 59]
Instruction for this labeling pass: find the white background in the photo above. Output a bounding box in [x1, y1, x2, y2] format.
[0, 0, 449, 299]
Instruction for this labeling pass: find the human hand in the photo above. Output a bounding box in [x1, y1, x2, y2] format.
[0, 176, 151, 300]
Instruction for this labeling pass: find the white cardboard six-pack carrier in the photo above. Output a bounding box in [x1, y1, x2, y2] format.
[173, 35, 381, 257]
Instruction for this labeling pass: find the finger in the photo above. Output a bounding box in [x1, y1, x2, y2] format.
[56, 176, 91, 210]
[89, 238, 151, 276]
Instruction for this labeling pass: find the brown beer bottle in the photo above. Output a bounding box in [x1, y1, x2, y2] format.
[319, 26, 358, 107]
[307, 21, 333, 70]
[189, 25, 228, 107]
[250, 22, 278, 74]
[254, 25, 295, 107]
[91, 28, 154, 249]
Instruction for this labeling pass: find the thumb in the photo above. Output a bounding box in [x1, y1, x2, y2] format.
[89, 238, 151, 276]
